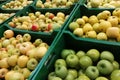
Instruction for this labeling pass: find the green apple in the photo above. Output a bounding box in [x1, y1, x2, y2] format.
[68, 69, 78, 78]
[95, 76, 108, 80]
[112, 60, 119, 70]
[86, 49, 100, 62]
[27, 58, 38, 70]
[55, 59, 66, 68]
[85, 66, 99, 80]
[48, 72, 57, 80]
[61, 49, 75, 59]
[76, 50, 85, 59]
[51, 76, 62, 80]
[64, 73, 74, 80]
[97, 59, 113, 75]
[79, 56, 93, 69]
[77, 75, 90, 80]
[78, 69, 85, 76]
[111, 70, 120, 80]
[100, 51, 114, 62]
[69, 22, 80, 31]
[21, 68, 31, 79]
[66, 54, 79, 68]
[23, 33, 31, 42]
[55, 66, 68, 79]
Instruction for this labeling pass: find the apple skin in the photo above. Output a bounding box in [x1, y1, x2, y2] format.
[55, 59, 67, 68]
[55, 66, 68, 79]
[100, 51, 114, 62]
[66, 54, 79, 68]
[110, 70, 120, 80]
[79, 56, 93, 69]
[86, 49, 100, 62]
[85, 66, 99, 80]
[97, 59, 113, 75]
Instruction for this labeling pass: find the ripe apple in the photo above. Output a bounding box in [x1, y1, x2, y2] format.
[0, 58, 9, 68]
[95, 76, 108, 80]
[97, 59, 113, 75]
[48, 72, 57, 80]
[0, 68, 8, 78]
[26, 48, 37, 59]
[68, 69, 78, 78]
[66, 54, 79, 68]
[100, 51, 114, 62]
[17, 55, 29, 68]
[23, 33, 31, 42]
[97, 32, 108, 40]
[82, 23, 93, 34]
[76, 50, 85, 59]
[33, 39, 43, 47]
[88, 15, 99, 25]
[27, 58, 38, 70]
[69, 22, 80, 31]
[51, 76, 62, 80]
[85, 66, 99, 80]
[7, 55, 18, 67]
[79, 56, 93, 69]
[55, 59, 66, 68]
[21, 68, 31, 79]
[73, 28, 83, 37]
[31, 24, 39, 31]
[86, 49, 100, 62]
[76, 18, 85, 27]
[3, 30, 14, 39]
[77, 75, 90, 80]
[112, 61, 119, 70]
[55, 66, 68, 79]
[64, 73, 74, 80]
[110, 70, 120, 80]
[13, 65, 22, 72]
[2, 39, 10, 48]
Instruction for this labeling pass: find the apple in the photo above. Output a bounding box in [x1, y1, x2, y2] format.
[3, 30, 14, 39]
[50, 76, 62, 80]
[100, 51, 114, 62]
[48, 72, 57, 80]
[49, 13, 55, 19]
[76, 50, 85, 59]
[26, 48, 37, 59]
[13, 65, 22, 72]
[27, 58, 38, 70]
[77, 75, 90, 80]
[69, 22, 80, 31]
[21, 68, 31, 79]
[64, 73, 74, 80]
[5, 71, 15, 80]
[66, 54, 79, 68]
[78, 69, 85, 76]
[85, 66, 99, 80]
[110, 70, 120, 80]
[76, 18, 85, 28]
[95, 76, 108, 80]
[61, 49, 75, 59]
[33, 39, 43, 47]
[55, 59, 66, 68]
[31, 24, 39, 31]
[68, 69, 78, 79]
[112, 61, 119, 70]
[86, 49, 100, 62]
[17, 55, 29, 68]
[0, 68, 8, 78]
[73, 28, 83, 37]
[82, 23, 93, 34]
[79, 56, 93, 69]
[2, 39, 10, 48]
[55, 66, 68, 79]
[97, 59, 113, 75]
[7, 55, 18, 67]
[88, 15, 99, 25]
[97, 32, 108, 40]
[0, 58, 9, 68]
[23, 33, 31, 42]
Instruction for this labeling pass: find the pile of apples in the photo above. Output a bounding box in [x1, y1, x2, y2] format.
[0, 29, 49, 79]
[69, 8, 120, 42]
[48, 48, 120, 80]
[8, 11, 68, 32]
[36, 0, 78, 8]
[0, 13, 15, 24]
[86, 0, 120, 8]
[2, 0, 33, 9]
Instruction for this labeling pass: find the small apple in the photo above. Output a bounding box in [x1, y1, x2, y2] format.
[97, 59, 113, 75]
[17, 55, 29, 68]
[49, 13, 55, 19]
[112, 60, 119, 70]
[27, 58, 38, 70]
[85, 66, 99, 80]
[55, 66, 68, 79]
[0, 58, 9, 68]
[3, 30, 14, 39]
[76, 50, 85, 59]
[100, 51, 114, 62]
[77, 75, 90, 80]
[0, 68, 8, 78]
[64, 73, 74, 80]
[86, 49, 100, 62]
[79, 56, 93, 69]
[23, 33, 31, 42]
[68, 69, 78, 79]
[21, 68, 31, 79]
[31, 24, 39, 31]
[33, 39, 43, 47]
[97, 32, 108, 40]
[110, 70, 120, 80]
[48, 72, 57, 80]
[66, 54, 79, 68]
[2, 39, 10, 48]
[73, 28, 83, 37]
[13, 65, 22, 72]
[55, 59, 66, 68]
[95, 76, 108, 80]
[69, 22, 80, 31]
[7, 55, 18, 67]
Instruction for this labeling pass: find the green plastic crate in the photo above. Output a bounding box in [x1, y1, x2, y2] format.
[0, 24, 60, 80]
[31, 0, 79, 10]
[62, 5, 120, 46]
[31, 30, 120, 80]
[4, 5, 77, 39]
[0, 0, 34, 12]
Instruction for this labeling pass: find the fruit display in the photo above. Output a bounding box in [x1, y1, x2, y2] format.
[68, 7, 120, 42]
[85, 0, 120, 8]
[47, 48, 120, 80]
[8, 10, 69, 33]
[0, 13, 15, 24]
[0, 29, 49, 79]
[1, 0, 33, 10]
[35, 0, 79, 8]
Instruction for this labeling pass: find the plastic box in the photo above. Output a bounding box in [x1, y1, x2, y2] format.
[4, 5, 77, 40]
[0, 0, 34, 12]
[31, 30, 120, 80]
[0, 24, 60, 80]
[62, 5, 120, 46]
